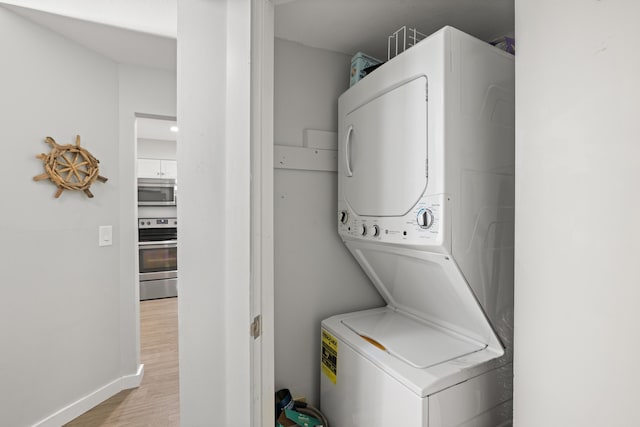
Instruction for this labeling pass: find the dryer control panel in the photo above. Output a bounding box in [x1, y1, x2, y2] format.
[338, 194, 447, 248]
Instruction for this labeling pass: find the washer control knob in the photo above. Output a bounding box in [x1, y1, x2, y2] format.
[359, 224, 367, 236]
[371, 224, 380, 237]
[339, 210, 349, 224]
[417, 209, 434, 229]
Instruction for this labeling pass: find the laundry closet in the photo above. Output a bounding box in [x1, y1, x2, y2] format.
[271, 0, 515, 416]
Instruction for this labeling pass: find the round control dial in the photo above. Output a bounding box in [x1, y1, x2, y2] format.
[417, 208, 435, 229]
[359, 224, 367, 236]
[371, 224, 380, 237]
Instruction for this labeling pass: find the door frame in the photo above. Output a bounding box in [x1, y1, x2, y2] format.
[251, 0, 275, 425]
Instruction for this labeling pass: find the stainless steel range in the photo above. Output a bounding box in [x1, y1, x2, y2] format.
[138, 217, 177, 300]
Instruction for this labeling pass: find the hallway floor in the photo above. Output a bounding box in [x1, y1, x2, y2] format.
[65, 298, 179, 426]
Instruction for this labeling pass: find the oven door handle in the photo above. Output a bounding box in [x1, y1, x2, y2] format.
[138, 240, 177, 249]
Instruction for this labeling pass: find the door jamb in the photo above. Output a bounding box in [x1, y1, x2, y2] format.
[250, 1, 275, 426]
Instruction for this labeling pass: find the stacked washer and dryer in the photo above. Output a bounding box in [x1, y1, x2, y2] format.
[320, 27, 515, 426]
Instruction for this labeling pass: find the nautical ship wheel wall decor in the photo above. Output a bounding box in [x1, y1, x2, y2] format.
[34, 135, 108, 198]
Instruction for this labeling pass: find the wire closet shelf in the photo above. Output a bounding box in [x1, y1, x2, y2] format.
[388, 26, 426, 61]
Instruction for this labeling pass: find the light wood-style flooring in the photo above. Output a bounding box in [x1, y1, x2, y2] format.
[65, 298, 179, 427]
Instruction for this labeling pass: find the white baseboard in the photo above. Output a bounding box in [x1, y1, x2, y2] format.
[33, 364, 145, 427]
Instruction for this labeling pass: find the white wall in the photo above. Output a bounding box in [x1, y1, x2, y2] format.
[514, 1, 640, 425]
[0, 8, 176, 424]
[118, 63, 176, 373]
[138, 138, 177, 159]
[0, 7, 124, 426]
[177, 0, 252, 425]
[273, 38, 384, 405]
[274, 39, 348, 147]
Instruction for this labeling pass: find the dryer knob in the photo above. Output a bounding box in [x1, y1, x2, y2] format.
[359, 224, 367, 236]
[417, 209, 434, 229]
[339, 210, 349, 224]
[371, 224, 380, 237]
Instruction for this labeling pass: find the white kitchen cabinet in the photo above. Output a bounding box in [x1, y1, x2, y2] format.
[160, 159, 177, 179]
[137, 158, 177, 179]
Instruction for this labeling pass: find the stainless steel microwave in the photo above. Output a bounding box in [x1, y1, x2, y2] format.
[137, 178, 177, 206]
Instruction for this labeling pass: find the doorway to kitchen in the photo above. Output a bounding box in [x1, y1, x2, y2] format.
[136, 115, 179, 300]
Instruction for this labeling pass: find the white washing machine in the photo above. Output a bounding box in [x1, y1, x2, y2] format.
[321, 26, 515, 426]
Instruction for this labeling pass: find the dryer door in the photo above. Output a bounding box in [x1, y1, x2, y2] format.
[341, 76, 428, 217]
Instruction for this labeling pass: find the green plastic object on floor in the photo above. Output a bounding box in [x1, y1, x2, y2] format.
[277, 408, 322, 427]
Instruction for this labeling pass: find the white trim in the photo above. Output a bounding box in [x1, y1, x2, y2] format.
[33, 365, 144, 427]
[223, 1, 253, 425]
[251, 0, 275, 426]
[274, 145, 338, 172]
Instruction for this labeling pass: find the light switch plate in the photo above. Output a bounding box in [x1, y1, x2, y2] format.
[99, 225, 113, 246]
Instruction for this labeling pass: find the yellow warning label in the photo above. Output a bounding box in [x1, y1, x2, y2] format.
[321, 329, 338, 384]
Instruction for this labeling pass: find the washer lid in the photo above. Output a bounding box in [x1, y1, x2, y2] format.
[345, 240, 503, 352]
[342, 309, 484, 369]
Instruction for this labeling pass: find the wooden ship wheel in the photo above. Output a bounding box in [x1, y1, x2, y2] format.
[34, 135, 108, 198]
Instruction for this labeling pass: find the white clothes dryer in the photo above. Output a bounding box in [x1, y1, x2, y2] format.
[321, 26, 515, 427]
